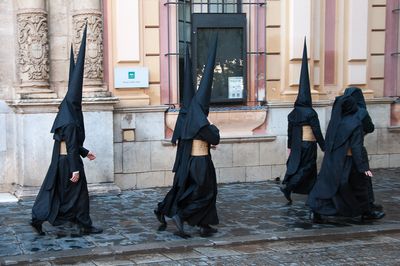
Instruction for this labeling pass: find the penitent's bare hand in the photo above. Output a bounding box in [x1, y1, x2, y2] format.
[210, 145, 217, 150]
[365, 170, 373, 177]
[70, 172, 80, 183]
[87, 151, 96, 161]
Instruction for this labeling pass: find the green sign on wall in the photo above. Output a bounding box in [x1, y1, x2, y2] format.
[114, 67, 149, 88]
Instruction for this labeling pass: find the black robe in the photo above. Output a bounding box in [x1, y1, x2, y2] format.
[307, 114, 370, 217]
[344, 87, 376, 207]
[32, 122, 92, 227]
[283, 107, 325, 194]
[357, 108, 376, 205]
[157, 138, 190, 218]
[175, 124, 220, 227]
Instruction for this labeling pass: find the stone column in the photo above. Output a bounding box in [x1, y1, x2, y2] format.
[73, 0, 110, 97]
[345, 0, 371, 97]
[16, 0, 56, 99]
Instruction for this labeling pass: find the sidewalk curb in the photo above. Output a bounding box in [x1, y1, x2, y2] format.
[2, 223, 399, 265]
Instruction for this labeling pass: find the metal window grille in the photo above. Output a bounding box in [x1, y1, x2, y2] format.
[163, 0, 267, 107]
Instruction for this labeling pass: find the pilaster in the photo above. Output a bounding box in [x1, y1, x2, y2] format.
[73, 0, 110, 98]
[344, 0, 372, 97]
[16, 0, 56, 99]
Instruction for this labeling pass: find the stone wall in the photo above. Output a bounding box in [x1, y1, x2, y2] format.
[111, 100, 400, 190]
[113, 107, 176, 189]
[0, 0, 16, 189]
[0, 101, 14, 189]
[2, 104, 114, 188]
[366, 101, 400, 168]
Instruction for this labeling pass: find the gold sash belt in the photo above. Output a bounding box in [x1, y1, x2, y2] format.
[347, 148, 352, 156]
[302, 125, 316, 141]
[191, 139, 209, 156]
[60, 141, 67, 155]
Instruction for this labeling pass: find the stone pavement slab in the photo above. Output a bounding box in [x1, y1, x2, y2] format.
[48, 232, 400, 265]
[0, 168, 399, 265]
[0, 193, 18, 203]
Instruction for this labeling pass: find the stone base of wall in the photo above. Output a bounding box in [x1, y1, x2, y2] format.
[1, 99, 398, 194]
[11, 183, 121, 200]
[0, 98, 117, 193]
[113, 100, 399, 190]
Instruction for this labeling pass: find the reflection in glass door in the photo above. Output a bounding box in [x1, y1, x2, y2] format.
[192, 13, 247, 103]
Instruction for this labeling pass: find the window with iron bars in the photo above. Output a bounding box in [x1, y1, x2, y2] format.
[162, 0, 266, 107]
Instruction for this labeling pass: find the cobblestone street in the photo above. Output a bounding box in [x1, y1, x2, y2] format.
[0, 168, 399, 265]
[50, 232, 400, 265]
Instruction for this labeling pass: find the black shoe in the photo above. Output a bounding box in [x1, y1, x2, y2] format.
[280, 187, 292, 203]
[154, 209, 167, 225]
[80, 226, 103, 235]
[172, 215, 184, 232]
[199, 225, 217, 237]
[172, 215, 190, 239]
[362, 211, 385, 220]
[310, 212, 324, 224]
[370, 203, 383, 212]
[30, 221, 45, 236]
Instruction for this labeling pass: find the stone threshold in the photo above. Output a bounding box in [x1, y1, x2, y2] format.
[267, 97, 395, 108]
[162, 135, 277, 146]
[2, 223, 399, 265]
[114, 105, 169, 113]
[388, 126, 400, 132]
[0, 193, 18, 203]
[6, 97, 120, 113]
[7, 97, 120, 106]
[267, 100, 332, 108]
[10, 182, 121, 200]
[167, 105, 268, 113]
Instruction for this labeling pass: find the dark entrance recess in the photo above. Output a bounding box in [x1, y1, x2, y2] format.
[163, 0, 266, 107]
[192, 13, 247, 103]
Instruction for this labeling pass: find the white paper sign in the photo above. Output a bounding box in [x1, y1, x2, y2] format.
[228, 77, 243, 99]
[114, 67, 149, 88]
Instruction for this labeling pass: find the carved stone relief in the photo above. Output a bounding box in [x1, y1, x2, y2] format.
[16, 10, 49, 85]
[73, 12, 103, 82]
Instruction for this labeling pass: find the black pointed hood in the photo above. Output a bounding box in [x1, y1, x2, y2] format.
[171, 45, 195, 144]
[68, 45, 75, 86]
[294, 38, 312, 108]
[51, 24, 87, 136]
[343, 87, 366, 109]
[181, 34, 218, 140]
[194, 35, 217, 116]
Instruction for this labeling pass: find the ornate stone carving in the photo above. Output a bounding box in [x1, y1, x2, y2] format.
[73, 11, 103, 81]
[16, 10, 49, 85]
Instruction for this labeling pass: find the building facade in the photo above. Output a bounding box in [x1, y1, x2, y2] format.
[0, 0, 399, 196]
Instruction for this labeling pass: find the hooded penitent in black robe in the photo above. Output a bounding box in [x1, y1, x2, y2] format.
[343, 87, 379, 210]
[172, 35, 220, 234]
[307, 95, 371, 217]
[156, 45, 195, 221]
[32, 26, 94, 231]
[281, 40, 325, 199]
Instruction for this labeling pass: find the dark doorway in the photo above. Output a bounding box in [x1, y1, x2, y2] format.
[192, 13, 247, 103]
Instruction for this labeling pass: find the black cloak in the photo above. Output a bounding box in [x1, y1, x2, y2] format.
[171, 45, 195, 172]
[344, 87, 375, 205]
[175, 35, 220, 227]
[282, 39, 325, 194]
[32, 25, 93, 227]
[157, 45, 195, 217]
[307, 95, 370, 217]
